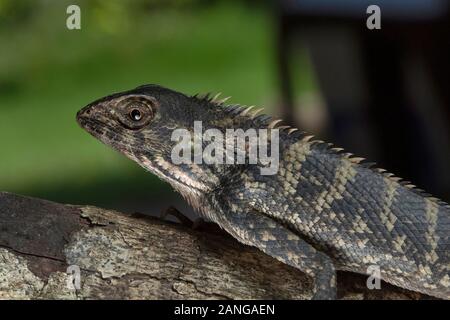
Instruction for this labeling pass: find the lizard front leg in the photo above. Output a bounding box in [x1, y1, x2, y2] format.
[160, 206, 194, 227]
[160, 206, 223, 233]
[222, 209, 337, 300]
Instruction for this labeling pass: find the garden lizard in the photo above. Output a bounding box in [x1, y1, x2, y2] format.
[77, 84, 449, 299]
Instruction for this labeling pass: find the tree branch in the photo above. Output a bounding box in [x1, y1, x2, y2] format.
[0, 192, 428, 299]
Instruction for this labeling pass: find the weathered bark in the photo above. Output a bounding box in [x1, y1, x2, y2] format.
[0, 192, 429, 300]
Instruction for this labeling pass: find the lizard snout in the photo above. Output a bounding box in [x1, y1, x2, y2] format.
[76, 104, 95, 126]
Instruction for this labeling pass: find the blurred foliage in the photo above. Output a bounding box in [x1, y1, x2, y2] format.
[0, 0, 315, 208]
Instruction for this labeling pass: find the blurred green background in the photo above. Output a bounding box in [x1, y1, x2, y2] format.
[0, 0, 316, 212]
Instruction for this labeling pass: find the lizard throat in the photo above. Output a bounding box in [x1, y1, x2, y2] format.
[133, 152, 207, 191]
[136, 154, 213, 216]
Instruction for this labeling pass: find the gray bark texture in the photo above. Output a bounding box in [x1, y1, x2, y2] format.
[0, 192, 431, 300]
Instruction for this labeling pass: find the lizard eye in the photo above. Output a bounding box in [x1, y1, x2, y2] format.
[130, 109, 142, 121]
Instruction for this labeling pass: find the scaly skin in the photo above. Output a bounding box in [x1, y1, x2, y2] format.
[77, 84, 449, 299]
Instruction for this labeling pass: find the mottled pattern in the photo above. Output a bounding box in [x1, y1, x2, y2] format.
[77, 85, 449, 300]
[243, 139, 449, 299]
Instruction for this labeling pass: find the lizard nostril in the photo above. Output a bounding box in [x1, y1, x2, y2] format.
[76, 107, 92, 124]
[78, 107, 91, 117]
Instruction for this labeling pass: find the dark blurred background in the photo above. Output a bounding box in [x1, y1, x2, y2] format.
[1, 0, 449, 217]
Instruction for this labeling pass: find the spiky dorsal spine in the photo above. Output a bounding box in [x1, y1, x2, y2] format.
[191, 93, 450, 209]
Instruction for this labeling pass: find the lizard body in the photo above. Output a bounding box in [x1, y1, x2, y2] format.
[77, 84, 449, 299]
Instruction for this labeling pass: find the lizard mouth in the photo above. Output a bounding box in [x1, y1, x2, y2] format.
[76, 115, 127, 151]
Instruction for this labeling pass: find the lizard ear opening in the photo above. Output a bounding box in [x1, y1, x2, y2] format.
[117, 96, 157, 130]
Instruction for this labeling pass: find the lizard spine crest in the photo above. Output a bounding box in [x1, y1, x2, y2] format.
[191, 92, 450, 210]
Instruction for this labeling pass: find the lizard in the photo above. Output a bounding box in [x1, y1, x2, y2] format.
[76, 84, 449, 300]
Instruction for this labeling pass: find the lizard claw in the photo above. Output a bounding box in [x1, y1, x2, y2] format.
[160, 206, 194, 228]
[159, 208, 223, 234]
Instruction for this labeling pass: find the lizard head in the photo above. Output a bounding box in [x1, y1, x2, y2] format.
[76, 84, 228, 205]
[77, 84, 170, 156]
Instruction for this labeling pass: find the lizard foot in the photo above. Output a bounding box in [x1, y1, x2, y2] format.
[160, 207, 224, 234]
[160, 206, 194, 228]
